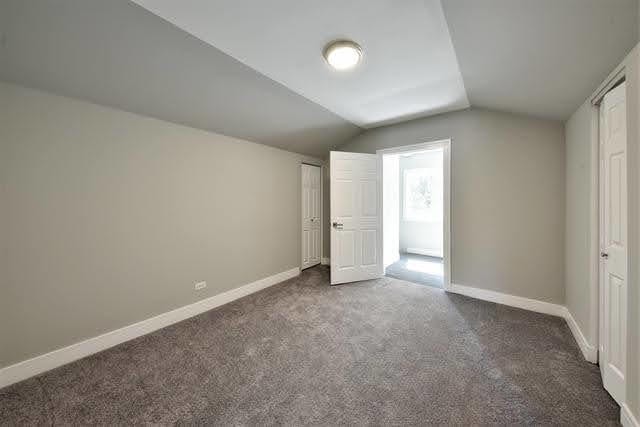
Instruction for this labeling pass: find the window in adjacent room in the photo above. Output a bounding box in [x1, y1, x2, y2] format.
[403, 167, 442, 222]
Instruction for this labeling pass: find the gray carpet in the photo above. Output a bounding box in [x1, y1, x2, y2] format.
[0, 266, 619, 425]
[385, 253, 444, 288]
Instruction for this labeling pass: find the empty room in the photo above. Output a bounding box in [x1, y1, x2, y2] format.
[1, 0, 640, 425]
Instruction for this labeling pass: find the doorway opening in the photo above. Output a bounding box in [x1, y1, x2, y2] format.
[378, 140, 451, 289]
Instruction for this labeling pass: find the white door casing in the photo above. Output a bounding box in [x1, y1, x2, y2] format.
[330, 151, 383, 285]
[382, 154, 400, 268]
[598, 82, 627, 405]
[302, 164, 321, 270]
[376, 139, 452, 290]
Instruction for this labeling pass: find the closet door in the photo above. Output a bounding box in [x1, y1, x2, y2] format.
[302, 164, 321, 270]
[599, 82, 627, 405]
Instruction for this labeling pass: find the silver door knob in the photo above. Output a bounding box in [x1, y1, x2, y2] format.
[601, 252, 609, 259]
[332, 222, 343, 229]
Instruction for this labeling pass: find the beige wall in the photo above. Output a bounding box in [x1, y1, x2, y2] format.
[0, 82, 323, 367]
[338, 108, 566, 304]
[564, 100, 597, 347]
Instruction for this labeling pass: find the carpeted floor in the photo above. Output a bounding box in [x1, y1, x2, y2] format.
[0, 266, 619, 425]
[385, 253, 444, 288]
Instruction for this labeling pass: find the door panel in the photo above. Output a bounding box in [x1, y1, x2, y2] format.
[330, 151, 383, 285]
[301, 164, 321, 270]
[362, 180, 378, 217]
[337, 230, 356, 269]
[599, 82, 627, 405]
[334, 181, 353, 217]
[361, 230, 377, 266]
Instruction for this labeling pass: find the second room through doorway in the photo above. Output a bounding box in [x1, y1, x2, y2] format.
[382, 144, 445, 288]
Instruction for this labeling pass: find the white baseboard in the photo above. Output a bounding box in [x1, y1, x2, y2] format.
[448, 283, 566, 317]
[405, 247, 443, 258]
[321, 257, 330, 265]
[622, 404, 640, 427]
[564, 310, 598, 363]
[448, 283, 600, 364]
[0, 267, 300, 389]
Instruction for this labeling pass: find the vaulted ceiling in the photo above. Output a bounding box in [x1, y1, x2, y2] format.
[1, 0, 637, 157]
[129, 0, 470, 129]
[442, 0, 638, 120]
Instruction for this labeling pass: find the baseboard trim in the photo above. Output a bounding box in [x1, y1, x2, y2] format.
[448, 283, 566, 317]
[564, 310, 598, 363]
[0, 267, 300, 389]
[321, 257, 330, 265]
[622, 404, 640, 427]
[406, 247, 443, 258]
[448, 283, 600, 364]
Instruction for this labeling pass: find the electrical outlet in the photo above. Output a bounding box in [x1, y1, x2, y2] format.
[194, 281, 207, 290]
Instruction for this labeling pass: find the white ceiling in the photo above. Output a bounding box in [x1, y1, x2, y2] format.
[442, 0, 638, 121]
[3, 0, 638, 158]
[130, 0, 470, 128]
[1, 0, 361, 159]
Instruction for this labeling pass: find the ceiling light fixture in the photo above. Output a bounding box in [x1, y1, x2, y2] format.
[323, 40, 362, 71]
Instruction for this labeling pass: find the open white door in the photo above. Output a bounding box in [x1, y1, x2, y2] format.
[599, 82, 627, 405]
[330, 151, 383, 285]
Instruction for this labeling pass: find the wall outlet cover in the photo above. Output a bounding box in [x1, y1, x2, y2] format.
[195, 281, 207, 290]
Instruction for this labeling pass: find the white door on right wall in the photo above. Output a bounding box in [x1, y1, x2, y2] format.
[599, 81, 627, 405]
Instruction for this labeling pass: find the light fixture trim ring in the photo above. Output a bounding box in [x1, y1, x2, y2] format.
[323, 39, 363, 70]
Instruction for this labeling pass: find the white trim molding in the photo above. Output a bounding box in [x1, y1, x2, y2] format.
[406, 247, 443, 258]
[622, 404, 640, 427]
[0, 267, 300, 389]
[321, 257, 330, 265]
[449, 283, 600, 363]
[448, 283, 566, 317]
[564, 310, 598, 363]
[377, 139, 452, 291]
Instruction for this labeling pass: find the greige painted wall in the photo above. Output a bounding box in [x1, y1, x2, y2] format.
[564, 100, 595, 345]
[0, 0, 360, 158]
[338, 108, 566, 304]
[0, 82, 323, 368]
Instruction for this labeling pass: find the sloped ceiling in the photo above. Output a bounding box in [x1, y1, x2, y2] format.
[129, 0, 470, 129]
[0, 0, 360, 158]
[1, 0, 638, 157]
[441, 0, 638, 120]
[129, 0, 638, 123]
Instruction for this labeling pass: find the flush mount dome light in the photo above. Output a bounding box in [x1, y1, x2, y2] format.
[323, 40, 362, 71]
